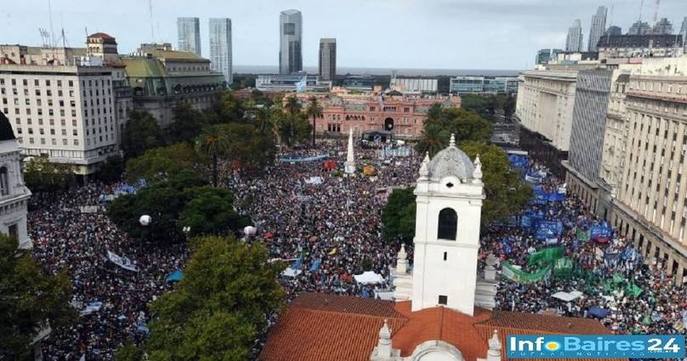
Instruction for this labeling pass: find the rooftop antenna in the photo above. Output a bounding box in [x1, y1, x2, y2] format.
[38, 27, 50, 47]
[148, 0, 155, 41]
[652, 0, 660, 24]
[60, 13, 67, 48]
[47, 0, 55, 47]
[638, 0, 644, 22]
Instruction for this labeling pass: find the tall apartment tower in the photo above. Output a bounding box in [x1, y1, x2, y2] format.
[588, 6, 607, 52]
[279, 9, 303, 75]
[318, 38, 336, 81]
[652, 18, 674, 35]
[209, 18, 233, 84]
[566, 19, 584, 52]
[177, 17, 201, 55]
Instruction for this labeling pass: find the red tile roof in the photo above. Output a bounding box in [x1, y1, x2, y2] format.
[260, 293, 623, 361]
[88, 32, 115, 39]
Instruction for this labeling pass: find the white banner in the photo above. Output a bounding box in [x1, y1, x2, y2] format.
[107, 250, 139, 272]
[79, 301, 103, 316]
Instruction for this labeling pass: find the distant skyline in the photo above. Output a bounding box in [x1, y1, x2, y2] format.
[2, 0, 686, 70]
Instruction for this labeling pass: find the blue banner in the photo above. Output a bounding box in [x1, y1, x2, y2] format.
[535, 221, 563, 241]
[507, 335, 685, 359]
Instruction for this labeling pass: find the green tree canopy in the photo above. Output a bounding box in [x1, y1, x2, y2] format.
[121, 111, 164, 159]
[107, 170, 208, 244]
[23, 155, 75, 192]
[95, 155, 125, 183]
[179, 187, 249, 237]
[0, 235, 75, 360]
[416, 105, 492, 156]
[125, 143, 200, 184]
[143, 236, 284, 361]
[460, 94, 496, 120]
[167, 102, 207, 144]
[460, 141, 532, 224]
[381, 188, 417, 244]
[206, 91, 245, 124]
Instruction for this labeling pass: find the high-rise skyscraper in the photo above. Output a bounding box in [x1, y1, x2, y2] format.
[628, 20, 651, 35]
[588, 6, 607, 51]
[318, 38, 336, 81]
[279, 9, 303, 74]
[566, 19, 584, 52]
[604, 25, 622, 36]
[209, 18, 233, 84]
[681, 17, 687, 51]
[652, 18, 674, 34]
[177, 17, 201, 55]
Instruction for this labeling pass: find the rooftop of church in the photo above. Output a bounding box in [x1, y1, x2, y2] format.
[259, 292, 617, 361]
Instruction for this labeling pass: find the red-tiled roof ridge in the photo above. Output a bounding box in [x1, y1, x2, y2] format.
[88, 32, 114, 39]
[475, 310, 613, 334]
[290, 292, 406, 319]
[260, 292, 618, 361]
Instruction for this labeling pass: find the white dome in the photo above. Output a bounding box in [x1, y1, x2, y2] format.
[427, 137, 474, 180]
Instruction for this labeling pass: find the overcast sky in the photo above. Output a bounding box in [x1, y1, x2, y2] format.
[2, 0, 685, 70]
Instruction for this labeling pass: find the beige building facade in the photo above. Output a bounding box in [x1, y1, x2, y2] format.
[612, 69, 687, 283]
[0, 64, 120, 175]
[516, 70, 578, 152]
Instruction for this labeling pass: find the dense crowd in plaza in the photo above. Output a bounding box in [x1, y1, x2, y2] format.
[30, 184, 187, 360]
[228, 143, 420, 300]
[27, 142, 686, 360]
[483, 161, 687, 335]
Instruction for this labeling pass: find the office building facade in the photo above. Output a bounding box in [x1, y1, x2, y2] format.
[588, 6, 607, 52]
[628, 21, 651, 35]
[279, 9, 303, 74]
[597, 34, 684, 60]
[177, 17, 201, 56]
[605, 25, 622, 36]
[566, 19, 584, 52]
[563, 69, 613, 216]
[652, 18, 674, 35]
[389, 77, 438, 94]
[611, 58, 687, 283]
[515, 70, 579, 176]
[318, 38, 336, 81]
[450, 76, 518, 94]
[0, 63, 120, 175]
[536, 48, 563, 65]
[209, 18, 233, 84]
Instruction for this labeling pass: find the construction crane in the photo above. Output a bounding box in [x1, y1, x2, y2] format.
[653, 0, 660, 24]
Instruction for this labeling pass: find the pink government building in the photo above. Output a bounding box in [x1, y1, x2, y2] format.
[294, 87, 461, 139]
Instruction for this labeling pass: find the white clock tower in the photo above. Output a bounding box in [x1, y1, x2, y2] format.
[410, 134, 484, 315]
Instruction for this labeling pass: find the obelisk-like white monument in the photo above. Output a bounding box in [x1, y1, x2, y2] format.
[344, 128, 356, 174]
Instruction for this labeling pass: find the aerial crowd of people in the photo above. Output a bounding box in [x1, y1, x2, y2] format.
[27, 141, 685, 360]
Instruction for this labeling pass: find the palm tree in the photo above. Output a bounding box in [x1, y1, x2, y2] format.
[305, 97, 323, 148]
[284, 96, 301, 115]
[196, 125, 231, 187]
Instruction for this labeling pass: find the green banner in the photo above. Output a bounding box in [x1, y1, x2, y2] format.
[554, 257, 574, 276]
[528, 247, 565, 267]
[626, 283, 643, 297]
[502, 262, 552, 284]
